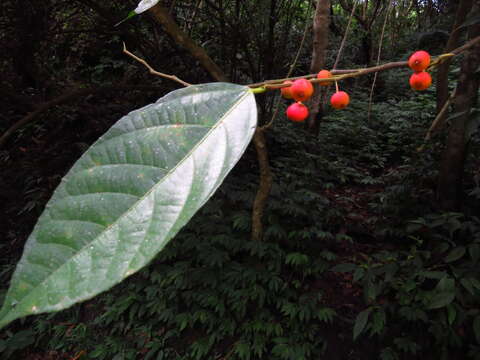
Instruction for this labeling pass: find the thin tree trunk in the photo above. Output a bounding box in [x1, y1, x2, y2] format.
[13, 0, 45, 87]
[149, 3, 272, 240]
[264, 0, 277, 80]
[437, 22, 480, 210]
[307, 0, 331, 135]
[310, 0, 331, 74]
[251, 128, 273, 241]
[436, 0, 474, 113]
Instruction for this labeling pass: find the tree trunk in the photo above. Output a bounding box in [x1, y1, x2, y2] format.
[13, 0, 46, 87]
[264, 0, 277, 81]
[251, 128, 273, 241]
[436, 0, 474, 113]
[360, 31, 372, 66]
[307, 0, 331, 135]
[437, 22, 480, 210]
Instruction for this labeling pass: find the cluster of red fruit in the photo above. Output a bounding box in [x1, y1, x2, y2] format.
[283, 50, 432, 122]
[282, 70, 350, 122]
[408, 50, 432, 91]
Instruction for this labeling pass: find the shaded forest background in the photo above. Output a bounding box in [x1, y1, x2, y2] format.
[1, 0, 480, 359]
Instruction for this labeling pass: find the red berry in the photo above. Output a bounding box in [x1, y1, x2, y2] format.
[317, 70, 333, 86]
[286, 102, 309, 122]
[408, 50, 431, 72]
[290, 79, 314, 102]
[409, 71, 432, 91]
[280, 80, 293, 99]
[330, 91, 350, 109]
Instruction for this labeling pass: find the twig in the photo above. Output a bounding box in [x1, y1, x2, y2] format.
[367, 0, 393, 122]
[184, 0, 203, 34]
[451, 27, 480, 55]
[247, 35, 480, 91]
[70, 350, 86, 360]
[148, 3, 227, 82]
[417, 87, 458, 152]
[122, 42, 192, 87]
[247, 69, 358, 88]
[333, 0, 358, 70]
[249, 61, 407, 89]
[262, 0, 313, 130]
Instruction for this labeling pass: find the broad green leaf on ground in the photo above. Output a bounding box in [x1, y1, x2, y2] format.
[0, 82, 257, 330]
[444, 246, 466, 263]
[427, 292, 455, 309]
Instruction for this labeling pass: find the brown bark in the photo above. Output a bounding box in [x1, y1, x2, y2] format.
[264, 0, 277, 80]
[436, 0, 474, 113]
[437, 23, 480, 210]
[251, 128, 273, 241]
[307, 0, 331, 135]
[310, 0, 331, 74]
[149, 3, 228, 82]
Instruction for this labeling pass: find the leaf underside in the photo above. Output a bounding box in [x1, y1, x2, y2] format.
[0, 82, 257, 329]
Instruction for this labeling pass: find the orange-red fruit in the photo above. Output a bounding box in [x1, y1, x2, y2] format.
[317, 70, 333, 86]
[286, 102, 309, 122]
[409, 71, 432, 91]
[290, 78, 314, 102]
[280, 80, 293, 99]
[408, 50, 431, 72]
[330, 91, 350, 109]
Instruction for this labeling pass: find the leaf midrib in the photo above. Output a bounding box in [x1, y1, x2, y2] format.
[3, 87, 251, 316]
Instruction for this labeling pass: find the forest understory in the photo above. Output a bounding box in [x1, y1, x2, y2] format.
[1, 0, 480, 359]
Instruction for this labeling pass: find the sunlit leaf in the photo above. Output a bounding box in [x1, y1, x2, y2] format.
[115, 0, 161, 27]
[134, 0, 161, 14]
[0, 83, 257, 329]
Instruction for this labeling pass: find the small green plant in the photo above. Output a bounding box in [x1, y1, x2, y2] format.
[332, 213, 480, 359]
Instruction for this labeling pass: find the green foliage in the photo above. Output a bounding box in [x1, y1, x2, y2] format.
[3, 86, 480, 359]
[332, 212, 480, 359]
[1, 111, 349, 359]
[4, 65, 480, 358]
[0, 329, 35, 359]
[20, 189, 335, 359]
[2, 3, 479, 358]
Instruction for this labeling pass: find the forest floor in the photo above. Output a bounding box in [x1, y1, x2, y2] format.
[1, 87, 480, 360]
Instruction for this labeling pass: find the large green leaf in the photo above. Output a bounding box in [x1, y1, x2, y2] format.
[0, 82, 257, 329]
